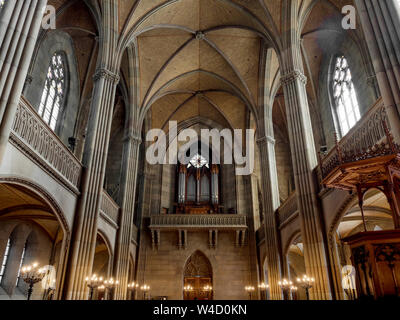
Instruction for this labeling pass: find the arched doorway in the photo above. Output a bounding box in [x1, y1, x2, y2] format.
[183, 251, 213, 300]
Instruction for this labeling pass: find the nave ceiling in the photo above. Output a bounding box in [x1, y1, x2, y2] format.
[43, 0, 363, 141]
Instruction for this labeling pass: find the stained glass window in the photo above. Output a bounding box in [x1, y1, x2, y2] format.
[0, 238, 10, 283]
[332, 56, 361, 136]
[38, 52, 66, 130]
[0, 0, 5, 9]
[188, 154, 209, 169]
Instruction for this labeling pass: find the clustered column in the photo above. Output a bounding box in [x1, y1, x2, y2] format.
[0, 0, 47, 161]
[256, 135, 282, 300]
[178, 164, 186, 206]
[65, 68, 120, 300]
[211, 165, 219, 208]
[113, 133, 142, 299]
[280, 63, 331, 299]
[354, 0, 400, 142]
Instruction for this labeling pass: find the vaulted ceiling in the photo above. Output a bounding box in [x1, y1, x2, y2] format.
[45, 0, 361, 139]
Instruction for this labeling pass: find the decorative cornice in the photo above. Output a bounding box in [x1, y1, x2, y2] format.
[280, 70, 307, 86]
[93, 68, 120, 84]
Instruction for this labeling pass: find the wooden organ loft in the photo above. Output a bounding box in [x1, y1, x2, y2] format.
[174, 153, 223, 215]
[321, 119, 400, 299]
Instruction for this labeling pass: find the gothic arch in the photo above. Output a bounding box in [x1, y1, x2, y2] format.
[184, 251, 212, 278]
[0, 176, 70, 238]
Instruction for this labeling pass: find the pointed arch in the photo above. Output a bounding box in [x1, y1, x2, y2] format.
[184, 251, 212, 278]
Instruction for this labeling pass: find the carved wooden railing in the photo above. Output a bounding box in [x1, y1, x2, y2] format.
[10, 97, 82, 190]
[320, 98, 393, 179]
[100, 189, 120, 226]
[149, 214, 247, 230]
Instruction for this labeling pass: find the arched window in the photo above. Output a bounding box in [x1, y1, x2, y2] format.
[0, 0, 5, 9]
[332, 55, 361, 136]
[15, 241, 26, 286]
[0, 238, 10, 283]
[38, 52, 66, 130]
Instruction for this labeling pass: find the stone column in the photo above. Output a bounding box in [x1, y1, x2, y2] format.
[64, 68, 119, 300]
[211, 165, 219, 206]
[196, 169, 201, 204]
[354, 0, 400, 142]
[113, 133, 142, 300]
[0, 0, 47, 162]
[256, 135, 282, 300]
[280, 60, 331, 299]
[178, 164, 186, 205]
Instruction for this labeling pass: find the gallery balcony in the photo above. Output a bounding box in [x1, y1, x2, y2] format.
[9, 97, 82, 193]
[149, 214, 248, 249]
[319, 98, 391, 181]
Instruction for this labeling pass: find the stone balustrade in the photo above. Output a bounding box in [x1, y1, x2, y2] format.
[149, 214, 247, 231]
[277, 192, 298, 228]
[10, 97, 82, 192]
[100, 190, 120, 226]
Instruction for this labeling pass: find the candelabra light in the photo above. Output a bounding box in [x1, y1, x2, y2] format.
[85, 274, 103, 300]
[203, 285, 213, 292]
[20, 263, 46, 300]
[141, 284, 150, 300]
[184, 285, 194, 292]
[104, 278, 119, 300]
[127, 282, 139, 300]
[97, 285, 106, 300]
[278, 279, 296, 300]
[258, 282, 269, 300]
[296, 275, 315, 300]
[245, 285, 255, 300]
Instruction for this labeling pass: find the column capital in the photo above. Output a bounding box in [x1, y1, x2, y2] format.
[280, 70, 307, 86]
[256, 135, 275, 146]
[123, 132, 142, 144]
[93, 68, 120, 84]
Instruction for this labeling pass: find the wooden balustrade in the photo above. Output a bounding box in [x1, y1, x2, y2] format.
[320, 98, 393, 179]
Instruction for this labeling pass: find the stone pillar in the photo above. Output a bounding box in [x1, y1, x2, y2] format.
[256, 135, 282, 300]
[64, 68, 119, 300]
[0, 0, 47, 162]
[113, 133, 142, 300]
[196, 169, 201, 204]
[211, 165, 219, 206]
[354, 0, 400, 142]
[280, 60, 331, 298]
[178, 164, 186, 205]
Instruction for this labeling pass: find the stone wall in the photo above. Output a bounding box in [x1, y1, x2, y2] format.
[138, 231, 253, 300]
